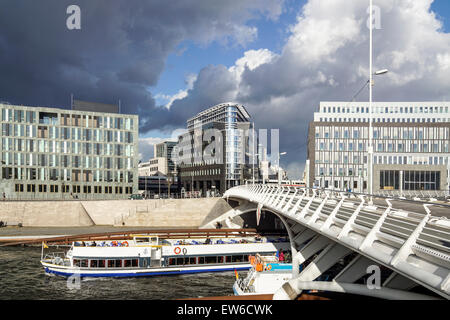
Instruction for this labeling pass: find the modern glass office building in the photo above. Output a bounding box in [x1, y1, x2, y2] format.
[0, 102, 139, 199]
[177, 102, 253, 195]
[307, 102, 450, 195]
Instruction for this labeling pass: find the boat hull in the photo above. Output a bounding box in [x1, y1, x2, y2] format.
[42, 262, 251, 278]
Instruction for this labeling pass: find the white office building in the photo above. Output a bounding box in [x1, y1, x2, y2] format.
[307, 102, 450, 196]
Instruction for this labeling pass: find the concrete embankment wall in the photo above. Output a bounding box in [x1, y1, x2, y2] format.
[0, 198, 233, 228]
[0, 201, 94, 227]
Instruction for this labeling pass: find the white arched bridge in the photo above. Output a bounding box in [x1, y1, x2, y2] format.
[221, 184, 450, 300]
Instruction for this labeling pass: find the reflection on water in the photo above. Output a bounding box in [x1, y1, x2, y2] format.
[0, 247, 237, 300]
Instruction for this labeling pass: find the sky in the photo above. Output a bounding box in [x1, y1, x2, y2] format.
[1, 0, 450, 179]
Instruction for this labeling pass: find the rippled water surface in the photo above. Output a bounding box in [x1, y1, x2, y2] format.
[0, 246, 237, 300]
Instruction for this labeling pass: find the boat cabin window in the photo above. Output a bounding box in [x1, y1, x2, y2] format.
[187, 257, 196, 264]
[205, 256, 217, 264]
[165, 255, 251, 266]
[123, 259, 138, 267]
[79, 259, 142, 268]
[231, 255, 248, 263]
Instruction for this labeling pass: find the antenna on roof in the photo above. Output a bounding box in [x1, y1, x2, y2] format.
[119, 99, 121, 114]
[70, 94, 74, 110]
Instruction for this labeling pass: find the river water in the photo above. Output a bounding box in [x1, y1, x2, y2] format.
[0, 246, 237, 300]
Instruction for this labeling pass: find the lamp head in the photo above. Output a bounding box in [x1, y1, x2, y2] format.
[374, 69, 388, 75]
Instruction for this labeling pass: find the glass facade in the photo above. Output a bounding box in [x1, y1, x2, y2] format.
[179, 103, 252, 194]
[380, 170, 441, 191]
[0, 104, 138, 199]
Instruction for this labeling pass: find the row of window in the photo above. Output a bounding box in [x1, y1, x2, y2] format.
[180, 168, 222, 177]
[1, 154, 134, 169]
[318, 117, 449, 123]
[187, 105, 244, 129]
[1, 124, 134, 143]
[316, 141, 449, 153]
[1, 139, 134, 156]
[1, 109, 135, 130]
[167, 254, 250, 266]
[315, 153, 448, 167]
[73, 259, 139, 268]
[317, 167, 366, 177]
[3, 168, 134, 183]
[315, 126, 449, 140]
[15, 184, 133, 194]
[316, 158, 447, 177]
[320, 180, 366, 190]
[320, 105, 450, 114]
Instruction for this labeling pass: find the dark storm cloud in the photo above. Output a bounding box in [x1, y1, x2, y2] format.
[0, 0, 282, 132]
[166, 65, 239, 124]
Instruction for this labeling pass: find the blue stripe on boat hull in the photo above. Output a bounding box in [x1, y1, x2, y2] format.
[44, 266, 250, 278]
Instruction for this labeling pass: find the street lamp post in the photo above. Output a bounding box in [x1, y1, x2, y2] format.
[368, 0, 374, 202]
[252, 122, 255, 185]
[368, 0, 388, 203]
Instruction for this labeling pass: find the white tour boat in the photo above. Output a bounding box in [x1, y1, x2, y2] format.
[40, 235, 290, 278]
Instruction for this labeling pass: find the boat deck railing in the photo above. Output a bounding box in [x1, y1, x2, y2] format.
[0, 228, 258, 247]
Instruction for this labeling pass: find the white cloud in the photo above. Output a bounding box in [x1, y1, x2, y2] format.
[230, 48, 278, 78]
[156, 73, 198, 109]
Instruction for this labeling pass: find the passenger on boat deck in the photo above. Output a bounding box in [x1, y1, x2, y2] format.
[204, 238, 211, 244]
[91, 241, 97, 247]
[81, 241, 86, 247]
[279, 250, 285, 263]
